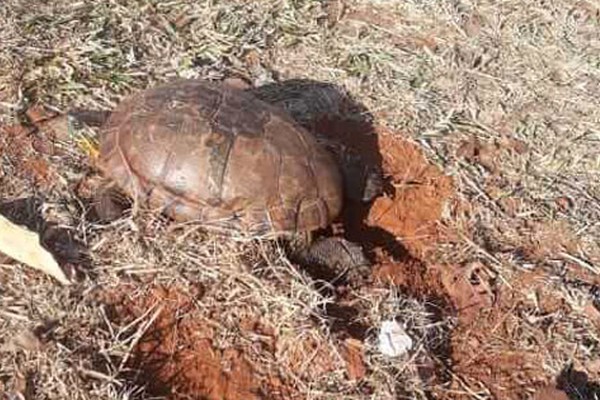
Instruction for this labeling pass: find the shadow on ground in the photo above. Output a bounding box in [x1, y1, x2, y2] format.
[557, 365, 600, 400]
[0, 196, 91, 278]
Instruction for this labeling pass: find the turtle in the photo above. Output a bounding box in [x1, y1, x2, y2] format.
[67, 78, 382, 276]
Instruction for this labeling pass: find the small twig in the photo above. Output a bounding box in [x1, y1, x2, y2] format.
[0, 309, 30, 322]
[117, 305, 164, 372]
[460, 170, 507, 217]
[78, 367, 122, 386]
[559, 252, 599, 275]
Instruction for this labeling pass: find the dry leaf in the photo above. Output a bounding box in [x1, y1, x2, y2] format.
[0, 214, 70, 285]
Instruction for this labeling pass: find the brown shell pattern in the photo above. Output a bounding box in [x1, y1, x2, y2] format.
[98, 79, 343, 235]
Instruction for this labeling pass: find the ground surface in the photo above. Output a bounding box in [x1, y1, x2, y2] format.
[1, 1, 600, 399]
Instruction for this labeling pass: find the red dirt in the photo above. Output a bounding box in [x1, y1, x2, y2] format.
[532, 386, 569, 400]
[436, 262, 494, 325]
[316, 117, 589, 399]
[0, 106, 67, 190]
[449, 311, 545, 396]
[101, 284, 296, 400]
[315, 117, 453, 298]
[367, 131, 454, 258]
[342, 338, 367, 381]
[444, 263, 599, 399]
[315, 118, 454, 260]
[0, 124, 53, 187]
[5, 106, 595, 399]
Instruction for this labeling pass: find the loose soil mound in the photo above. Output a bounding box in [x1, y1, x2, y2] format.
[316, 117, 453, 258]
[315, 116, 453, 296]
[366, 131, 454, 258]
[101, 284, 295, 400]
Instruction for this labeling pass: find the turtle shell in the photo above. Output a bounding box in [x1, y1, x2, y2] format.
[98, 79, 343, 236]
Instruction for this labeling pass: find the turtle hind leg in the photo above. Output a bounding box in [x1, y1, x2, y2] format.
[292, 236, 371, 286]
[92, 182, 131, 222]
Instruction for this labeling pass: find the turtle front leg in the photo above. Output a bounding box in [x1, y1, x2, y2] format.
[292, 236, 371, 286]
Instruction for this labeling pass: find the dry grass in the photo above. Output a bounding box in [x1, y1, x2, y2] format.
[1, 0, 599, 399]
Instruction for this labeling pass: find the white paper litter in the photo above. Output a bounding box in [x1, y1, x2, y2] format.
[377, 320, 413, 357]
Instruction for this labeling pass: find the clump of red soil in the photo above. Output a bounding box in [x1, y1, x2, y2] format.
[315, 117, 453, 295]
[0, 112, 54, 188]
[316, 117, 579, 399]
[446, 268, 563, 399]
[366, 131, 454, 257]
[101, 284, 295, 400]
[316, 117, 453, 260]
[0, 106, 81, 192]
